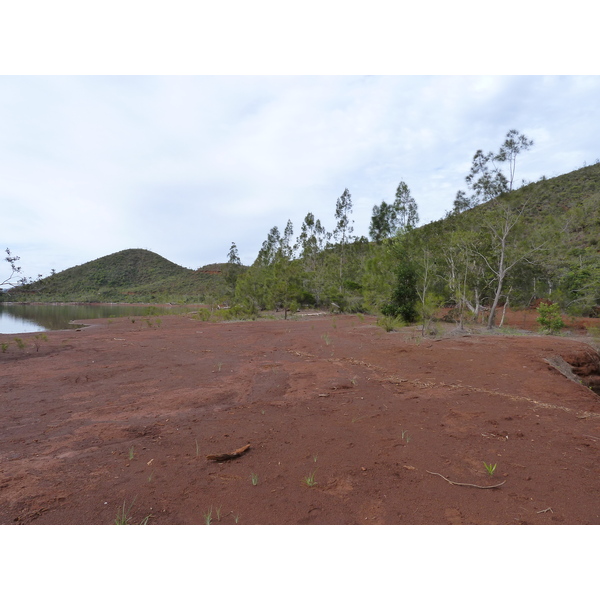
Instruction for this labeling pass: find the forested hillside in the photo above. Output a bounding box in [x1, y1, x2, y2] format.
[233, 149, 600, 325]
[5, 131, 599, 321]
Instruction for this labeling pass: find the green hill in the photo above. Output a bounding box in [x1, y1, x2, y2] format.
[232, 162, 600, 319]
[5, 163, 600, 315]
[407, 162, 600, 317]
[6, 249, 241, 304]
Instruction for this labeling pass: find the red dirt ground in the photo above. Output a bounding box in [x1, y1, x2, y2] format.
[1, 309, 599, 525]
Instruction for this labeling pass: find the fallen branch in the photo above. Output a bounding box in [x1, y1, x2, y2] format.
[426, 471, 506, 489]
[206, 443, 251, 462]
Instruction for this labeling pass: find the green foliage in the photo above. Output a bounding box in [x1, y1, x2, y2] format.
[4, 161, 599, 318]
[536, 302, 565, 334]
[115, 498, 136, 525]
[7, 249, 242, 304]
[483, 462, 497, 476]
[376, 315, 405, 332]
[303, 470, 318, 487]
[455, 129, 534, 212]
[382, 259, 419, 323]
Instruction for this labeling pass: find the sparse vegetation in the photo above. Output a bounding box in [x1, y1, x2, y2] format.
[483, 462, 497, 476]
[303, 470, 318, 487]
[115, 498, 136, 525]
[536, 302, 565, 334]
[33, 333, 48, 352]
[376, 315, 404, 332]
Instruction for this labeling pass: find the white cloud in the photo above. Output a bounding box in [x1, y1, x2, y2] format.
[2, 75, 600, 279]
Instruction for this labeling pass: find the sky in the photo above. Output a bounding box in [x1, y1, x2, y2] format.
[4, 74, 599, 281]
[1, 3, 599, 286]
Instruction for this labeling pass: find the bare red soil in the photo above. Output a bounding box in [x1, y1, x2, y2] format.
[1, 309, 599, 525]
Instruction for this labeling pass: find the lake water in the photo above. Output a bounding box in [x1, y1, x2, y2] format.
[0, 304, 166, 334]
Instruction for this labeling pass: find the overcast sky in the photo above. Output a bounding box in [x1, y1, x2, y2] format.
[2, 6, 599, 282]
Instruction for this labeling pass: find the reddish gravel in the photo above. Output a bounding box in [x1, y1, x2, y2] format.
[1, 309, 599, 525]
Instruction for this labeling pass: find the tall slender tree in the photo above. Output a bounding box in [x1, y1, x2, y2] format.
[369, 201, 395, 242]
[393, 181, 419, 231]
[454, 129, 534, 213]
[333, 188, 354, 292]
[2, 248, 23, 288]
[227, 242, 241, 265]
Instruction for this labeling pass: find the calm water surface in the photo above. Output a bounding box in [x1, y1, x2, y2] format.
[0, 304, 165, 334]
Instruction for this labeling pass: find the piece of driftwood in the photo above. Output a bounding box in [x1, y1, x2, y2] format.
[426, 471, 506, 489]
[206, 443, 251, 462]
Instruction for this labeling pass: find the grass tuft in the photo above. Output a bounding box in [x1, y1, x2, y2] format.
[303, 470, 318, 487]
[483, 462, 497, 476]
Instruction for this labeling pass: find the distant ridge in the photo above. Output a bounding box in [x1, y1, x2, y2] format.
[7, 249, 239, 303]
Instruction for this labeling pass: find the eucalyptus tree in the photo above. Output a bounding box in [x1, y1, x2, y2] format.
[2, 248, 23, 288]
[227, 242, 241, 265]
[369, 201, 396, 242]
[454, 129, 534, 213]
[224, 242, 243, 294]
[235, 221, 302, 317]
[471, 199, 546, 329]
[235, 226, 281, 310]
[369, 181, 419, 242]
[297, 212, 330, 305]
[333, 188, 354, 293]
[394, 181, 419, 231]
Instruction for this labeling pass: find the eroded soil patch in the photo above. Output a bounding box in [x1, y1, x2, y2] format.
[1, 312, 599, 524]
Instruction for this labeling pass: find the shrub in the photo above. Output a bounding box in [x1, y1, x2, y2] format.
[382, 261, 419, 323]
[377, 315, 405, 332]
[536, 302, 564, 334]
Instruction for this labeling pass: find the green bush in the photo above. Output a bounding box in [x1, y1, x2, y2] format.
[382, 261, 419, 323]
[536, 302, 564, 334]
[376, 315, 405, 332]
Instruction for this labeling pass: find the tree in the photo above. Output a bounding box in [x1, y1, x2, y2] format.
[297, 212, 330, 305]
[380, 236, 419, 323]
[333, 188, 354, 292]
[224, 242, 243, 294]
[369, 181, 419, 242]
[227, 242, 241, 265]
[393, 181, 419, 231]
[383, 257, 419, 323]
[471, 199, 545, 329]
[235, 221, 302, 317]
[454, 129, 534, 213]
[496, 129, 535, 192]
[2, 248, 23, 288]
[369, 201, 396, 242]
